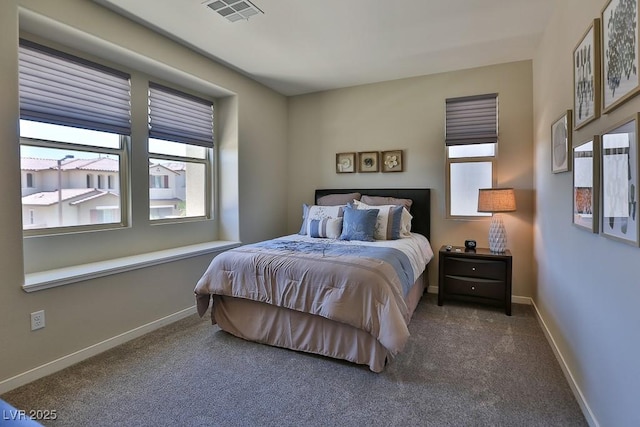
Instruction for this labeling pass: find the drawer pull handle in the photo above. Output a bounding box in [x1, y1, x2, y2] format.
[472, 267, 476, 271]
[471, 286, 475, 290]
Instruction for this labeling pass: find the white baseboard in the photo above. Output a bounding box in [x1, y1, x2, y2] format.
[0, 306, 197, 395]
[511, 295, 531, 305]
[530, 299, 599, 427]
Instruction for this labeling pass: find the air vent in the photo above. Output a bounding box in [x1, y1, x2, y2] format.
[203, 0, 263, 23]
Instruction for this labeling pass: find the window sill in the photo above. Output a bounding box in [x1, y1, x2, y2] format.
[23, 240, 241, 293]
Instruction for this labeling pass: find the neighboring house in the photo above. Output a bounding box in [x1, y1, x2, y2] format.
[148, 162, 185, 219]
[21, 157, 186, 227]
[22, 188, 120, 229]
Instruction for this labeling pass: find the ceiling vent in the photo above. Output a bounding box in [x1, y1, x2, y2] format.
[203, 0, 264, 23]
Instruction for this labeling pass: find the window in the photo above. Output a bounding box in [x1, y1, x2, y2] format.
[26, 173, 34, 188]
[148, 83, 213, 221]
[19, 40, 130, 232]
[149, 174, 169, 189]
[445, 94, 498, 218]
[18, 34, 221, 278]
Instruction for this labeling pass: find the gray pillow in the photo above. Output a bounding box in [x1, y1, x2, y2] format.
[317, 192, 361, 206]
[361, 195, 413, 212]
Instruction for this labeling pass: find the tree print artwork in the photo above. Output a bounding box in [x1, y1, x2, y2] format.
[576, 44, 594, 120]
[603, 0, 639, 111]
[574, 20, 600, 129]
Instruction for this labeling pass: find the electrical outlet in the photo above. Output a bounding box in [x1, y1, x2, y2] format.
[31, 310, 45, 330]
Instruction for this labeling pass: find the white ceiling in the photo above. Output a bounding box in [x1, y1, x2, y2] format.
[94, 0, 557, 96]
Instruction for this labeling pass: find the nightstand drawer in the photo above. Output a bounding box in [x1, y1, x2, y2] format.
[444, 276, 505, 300]
[444, 257, 505, 280]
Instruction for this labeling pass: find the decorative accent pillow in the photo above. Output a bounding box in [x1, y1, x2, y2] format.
[353, 200, 412, 239]
[309, 218, 343, 239]
[339, 206, 379, 242]
[317, 192, 361, 206]
[361, 195, 413, 212]
[298, 204, 345, 235]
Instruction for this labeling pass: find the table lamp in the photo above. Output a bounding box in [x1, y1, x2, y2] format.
[477, 188, 516, 253]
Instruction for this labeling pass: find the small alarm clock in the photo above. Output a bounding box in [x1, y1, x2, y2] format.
[464, 239, 477, 250]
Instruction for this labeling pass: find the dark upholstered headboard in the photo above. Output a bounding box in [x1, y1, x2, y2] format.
[315, 188, 431, 240]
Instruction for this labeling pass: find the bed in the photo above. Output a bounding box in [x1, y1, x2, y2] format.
[195, 188, 433, 372]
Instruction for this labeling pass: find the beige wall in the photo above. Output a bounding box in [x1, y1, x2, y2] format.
[534, 1, 640, 425]
[5, 3, 635, 424]
[287, 61, 534, 295]
[0, 0, 287, 386]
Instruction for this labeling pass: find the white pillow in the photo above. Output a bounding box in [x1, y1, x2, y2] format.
[298, 204, 345, 236]
[308, 217, 343, 239]
[353, 200, 412, 239]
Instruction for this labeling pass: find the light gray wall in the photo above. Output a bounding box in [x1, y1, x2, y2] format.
[0, 0, 287, 385]
[534, 1, 640, 425]
[287, 61, 535, 294]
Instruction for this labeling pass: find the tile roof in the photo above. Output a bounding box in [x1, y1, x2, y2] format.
[22, 189, 104, 206]
[69, 191, 119, 205]
[21, 158, 58, 171]
[23, 157, 185, 172]
[21, 157, 119, 172]
[160, 162, 186, 171]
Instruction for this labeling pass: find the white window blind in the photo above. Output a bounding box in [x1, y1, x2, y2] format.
[445, 93, 498, 145]
[148, 83, 214, 147]
[19, 39, 131, 135]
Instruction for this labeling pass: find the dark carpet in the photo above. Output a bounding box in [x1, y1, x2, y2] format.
[2, 294, 586, 426]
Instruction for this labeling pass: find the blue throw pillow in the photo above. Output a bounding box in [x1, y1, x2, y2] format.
[386, 205, 405, 240]
[298, 204, 310, 235]
[339, 206, 379, 242]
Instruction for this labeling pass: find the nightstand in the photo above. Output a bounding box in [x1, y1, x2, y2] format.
[438, 246, 512, 315]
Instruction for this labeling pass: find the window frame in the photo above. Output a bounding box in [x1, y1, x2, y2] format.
[445, 93, 499, 219]
[445, 147, 497, 219]
[19, 37, 132, 236]
[20, 134, 130, 236]
[148, 149, 212, 224]
[18, 33, 221, 277]
[147, 82, 215, 224]
[26, 172, 34, 188]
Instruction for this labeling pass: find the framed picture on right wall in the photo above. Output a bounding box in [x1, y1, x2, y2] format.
[573, 18, 601, 129]
[600, 114, 640, 246]
[551, 110, 572, 173]
[601, 0, 640, 113]
[573, 136, 600, 233]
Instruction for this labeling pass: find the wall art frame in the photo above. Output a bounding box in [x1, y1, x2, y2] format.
[601, 0, 640, 113]
[600, 113, 640, 246]
[573, 136, 600, 233]
[574, 19, 601, 129]
[358, 151, 379, 173]
[381, 150, 404, 172]
[551, 110, 572, 173]
[336, 152, 356, 173]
